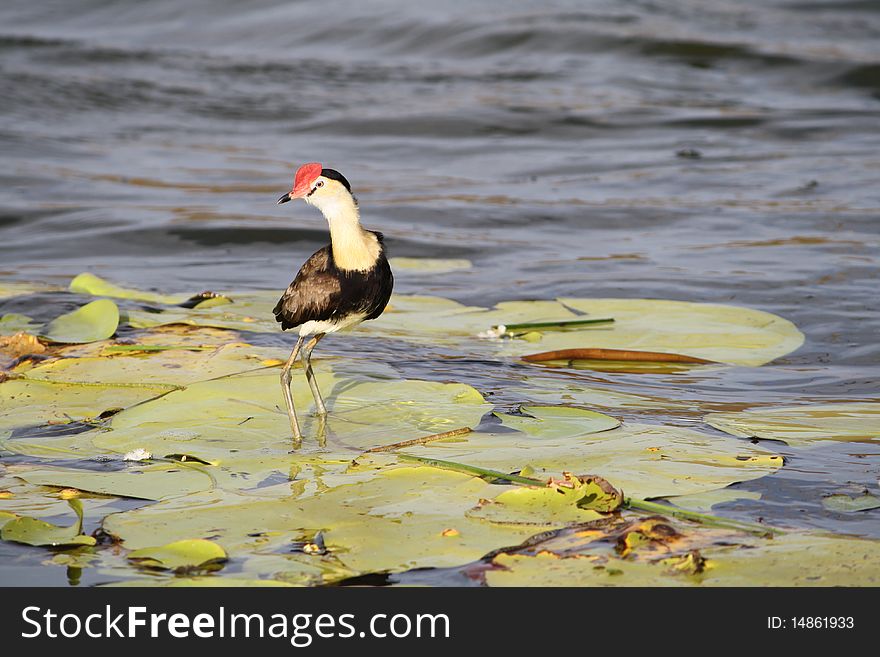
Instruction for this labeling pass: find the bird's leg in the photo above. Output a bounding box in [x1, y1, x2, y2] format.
[280, 336, 305, 440]
[301, 333, 327, 416]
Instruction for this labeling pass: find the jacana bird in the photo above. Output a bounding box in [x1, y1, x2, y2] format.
[274, 162, 393, 440]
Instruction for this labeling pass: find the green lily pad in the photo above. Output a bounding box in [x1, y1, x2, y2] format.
[127, 539, 227, 571]
[821, 493, 880, 513]
[486, 529, 880, 587]
[105, 467, 537, 578]
[468, 475, 621, 527]
[0, 378, 172, 446]
[0, 314, 40, 336]
[366, 295, 804, 367]
[0, 510, 17, 529]
[404, 422, 782, 499]
[494, 405, 620, 438]
[706, 402, 880, 446]
[121, 291, 802, 368]
[90, 365, 490, 466]
[388, 258, 472, 273]
[126, 290, 279, 333]
[0, 282, 55, 300]
[14, 463, 214, 501]
[1, 498, 96, 547]
[69, 272, 185, 305]
[23, 341, 281, 387]
[41, 299, 119, 344]
[662, 488, 762, 512]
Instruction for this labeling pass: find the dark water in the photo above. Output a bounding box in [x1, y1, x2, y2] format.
[1, 1, 879, 585]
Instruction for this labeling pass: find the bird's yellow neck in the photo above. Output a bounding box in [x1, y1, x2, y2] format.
[311, 192, 380, 272]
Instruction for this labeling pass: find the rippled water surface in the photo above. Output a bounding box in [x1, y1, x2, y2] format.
[1, 0, 879, 585]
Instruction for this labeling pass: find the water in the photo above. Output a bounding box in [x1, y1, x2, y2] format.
[1, 0, 879, 585]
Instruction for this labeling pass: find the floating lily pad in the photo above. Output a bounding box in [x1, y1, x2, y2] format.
[0, 510, 17, 529]
[494, 405, 620, 438]
[662, 488, 762, 512]
[105, 467, 537, 578]
[367, 295, 803, 366]
[468, 474, 621, 527]
[0, 282, 54, 300]
[0, 314, 40, 336]
[23, 341, 280, 387]
[69, 273, 185, 305]
[0, 378, 172, 446]
[41, 299, 119, 344]
[90, 365, 490, 466]
[128, 539, 227, 571]
[388, 258, 472, 273]
[0, 498, 96, 547]
[13, 463, 214, 501]
[821, 493, 880, 513]
[404, 422, 782, 500]
[706, 402, 880, 446]
[126, 290, 279, 333]
[486, 525, 880, 587]
[117, 288, 803, 368]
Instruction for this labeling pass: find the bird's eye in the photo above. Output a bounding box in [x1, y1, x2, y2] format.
[316, 181, 324, 188]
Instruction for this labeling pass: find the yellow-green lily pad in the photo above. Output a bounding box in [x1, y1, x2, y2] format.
[468, 474, 621, 527]
[70, 272, 185, 305]
[494, 405, 620, 438]
[128, 539, 227, 571]
[821, 493, 880, 513]
[706, 402, 880, 446]
[388, 258, 472, 273]
[0, 314, 40, 336]
[0, 378, 172, 445]
[41, 299, 119, 344]
[404, 423, 782, 499]
[1, 498, 96, 547]
[486, 530, 880, 587]
[13, 463, 214, 501]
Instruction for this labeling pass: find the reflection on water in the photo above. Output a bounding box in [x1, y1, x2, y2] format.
[1, 0, 879, 584]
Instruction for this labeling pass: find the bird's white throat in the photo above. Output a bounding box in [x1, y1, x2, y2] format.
[308, 189, 381, 272]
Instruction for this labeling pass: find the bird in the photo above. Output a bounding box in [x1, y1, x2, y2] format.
[274, 162, 394, 440]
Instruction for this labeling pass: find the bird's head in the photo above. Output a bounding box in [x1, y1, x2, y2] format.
[277, 162, 356, 212]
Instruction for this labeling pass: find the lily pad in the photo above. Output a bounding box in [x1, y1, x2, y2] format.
[388, 257, 472, 273]
[0, 314, 40, 336]
[126, 290, 279, 333]
[69, 273, 184, 305]
[662, 488, 762, 512]
[404, 422, 782, 500]
[1, 498, 96, 547]
[0, 282, 55, 300]
[128, 539, 227, 571]
[486, 524, 880, 587]
[23, 341, 281, 387]
[367, 295, 804, 366]
[105, 467, 537, 578]
[13, 463, 214, 501]
[90, 365, 490, 465]
[41, 299, 119, 344]
[706, 402, 880, 446]
[821, 493, 880, 513]
[0, 378, 172, 446]
[494, 405, 620, 438]
[468, 474, 621, 527]
[118, 290, 803, 368]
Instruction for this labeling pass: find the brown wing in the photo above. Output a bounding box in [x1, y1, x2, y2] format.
[273, 246, 342, 331]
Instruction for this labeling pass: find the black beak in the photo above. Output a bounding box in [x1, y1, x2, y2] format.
[276, 193, 291, 205]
